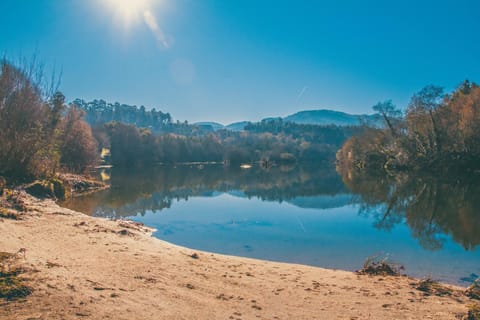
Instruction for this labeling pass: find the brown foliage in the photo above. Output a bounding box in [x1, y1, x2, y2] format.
[338, 81, 480, 173]
[0, 60, 58, 179]
[0, 59, 99, 180]
[59, 108, 98, 173]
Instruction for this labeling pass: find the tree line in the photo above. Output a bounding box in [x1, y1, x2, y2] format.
[73, 99, 172, 130]
[99, 119, 359, 167]
[74, 99, 216, 136]
[337, 80, 480, 173]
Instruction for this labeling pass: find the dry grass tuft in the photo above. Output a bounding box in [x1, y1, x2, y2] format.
[466, 279, 480, 300]
[0, 251, 31, 300]
[416, 277, 452, 297]
[357, 254, 403, 276]
[465, 303, 480, 320]
[0, 207, 19, 220]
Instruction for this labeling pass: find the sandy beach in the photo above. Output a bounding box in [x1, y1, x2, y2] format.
[0, 192, 475, 319]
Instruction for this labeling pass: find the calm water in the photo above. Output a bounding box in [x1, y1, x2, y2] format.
[62, 164, 480, 286]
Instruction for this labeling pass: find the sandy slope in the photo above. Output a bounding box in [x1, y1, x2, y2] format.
[0, 194, 474, 319]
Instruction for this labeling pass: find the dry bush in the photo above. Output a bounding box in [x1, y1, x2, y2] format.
[357, 254, 404, 276]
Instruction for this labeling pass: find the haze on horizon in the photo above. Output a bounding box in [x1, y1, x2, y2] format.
[1, 0, 479, 124]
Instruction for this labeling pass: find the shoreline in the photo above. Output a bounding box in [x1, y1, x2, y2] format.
[0, 192, 476, 319]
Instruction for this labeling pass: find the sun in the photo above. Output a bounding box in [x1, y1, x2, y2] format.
[100, 0, 170, 48]
[104, 0, 152, 27]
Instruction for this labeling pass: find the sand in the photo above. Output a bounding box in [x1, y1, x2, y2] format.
[0, 192, 475, 319]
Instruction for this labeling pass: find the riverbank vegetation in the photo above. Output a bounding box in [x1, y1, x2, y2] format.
[337, 81, 480, 173]
[0, 59, 98, 184]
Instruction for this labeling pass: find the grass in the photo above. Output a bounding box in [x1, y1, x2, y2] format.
[357, 254, 403, 276]
[0, 207, 19, 220]
[0, 271, 31, 300]
[416, 277, 452, 297]
[0, 188, 24, 220]
[466, 304, 480, 320]
[1, 189, 27, 214]
[0, 252, 32, 300]
[466, 279, 480, 300]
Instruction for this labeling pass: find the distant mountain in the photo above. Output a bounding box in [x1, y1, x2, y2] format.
[75, 98, 380, 132]
[226, 121, 251, 131]
[195, 110, 381, 133]
[222, 110, 381, 131]
[281, 109, 381, 127]
[194, 122, 225, 131]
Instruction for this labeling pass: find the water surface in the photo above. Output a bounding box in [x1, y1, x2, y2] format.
[62, 164, 480, 285]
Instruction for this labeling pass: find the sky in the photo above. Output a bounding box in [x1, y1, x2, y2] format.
[1, 0, 479, 124]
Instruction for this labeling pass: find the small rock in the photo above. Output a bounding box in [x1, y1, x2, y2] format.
[190, 253, 199, 259]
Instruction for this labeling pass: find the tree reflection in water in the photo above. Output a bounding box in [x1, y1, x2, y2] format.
[62, 163, 346, 218]
[338, 166, 480, 251]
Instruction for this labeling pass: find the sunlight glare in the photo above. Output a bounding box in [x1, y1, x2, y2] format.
[104, 0, 152, 27]
[101, 0, 171, 49]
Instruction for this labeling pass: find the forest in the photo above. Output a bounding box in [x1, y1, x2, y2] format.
[337, 80, 480, 173]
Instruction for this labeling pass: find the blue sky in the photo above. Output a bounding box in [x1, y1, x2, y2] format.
[1, 0, 479, 124]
